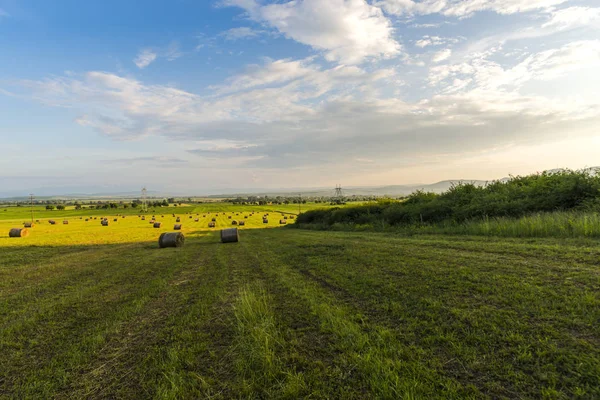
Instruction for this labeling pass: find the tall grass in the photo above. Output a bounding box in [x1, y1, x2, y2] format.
[296, 211, 600, 239]
[416, 212, 600, 238]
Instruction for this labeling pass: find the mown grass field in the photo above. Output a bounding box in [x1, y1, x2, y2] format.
[1, 205, 599, 399]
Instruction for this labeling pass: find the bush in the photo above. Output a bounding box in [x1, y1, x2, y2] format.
[298, 170, 600, 229]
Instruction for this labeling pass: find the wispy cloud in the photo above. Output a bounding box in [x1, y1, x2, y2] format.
[377, 0, 568, 18]
[432, 49, 452, 63]
[0, 8, 9, 17]
[219, 26, 263, 41]
[134, 49, 157, 69]
[104, 156, 189, 167]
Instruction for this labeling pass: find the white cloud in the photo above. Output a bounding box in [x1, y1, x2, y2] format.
[416, 35, 462, 48]
[432, 49, 452, 63]
[134, 49, 157, 69]
[220, 26, 263, 40]
[430, 40, 600, 91]
[223, 0, 401, 64]
[542, 7, 600, 31]
[377, 0, 569, 18]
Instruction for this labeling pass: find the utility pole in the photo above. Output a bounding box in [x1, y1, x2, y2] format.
[29, 193, 34, 223]
[299, 193, 302, 215]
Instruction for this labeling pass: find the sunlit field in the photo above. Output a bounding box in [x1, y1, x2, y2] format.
[1, 204, 598, 398]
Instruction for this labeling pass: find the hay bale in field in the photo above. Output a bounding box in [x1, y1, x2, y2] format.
[238, 221, 245, 226]
[194, 218, 199, 222]
[101, 220, 109, 226]
[49, 220, 56, 225]
[221, 228, 239, 243]
[279, 220, 287, 225]
[244, 216, 248, 219]
[189, 216, 192, 219]
[228, 216, 232, 219]
[141, 216, 146, 220]
[208, 222, 216, 228]
[113, 218, 118, 222]
[9, 228, 29, 238]
[153, 222, 162, 228]
[283, 216, 288, 220]
[211, 218, 216, 222]
[263, 218, 269, 224]
[158, 232, 185, 248]
[63, 220, 69, 225]
[176, 217, 181, 222]
[150, 221, 155, 224]
[23, 222, 34, 228]
[85, 219, 89, 222]
[122, 216, 125, 218]
[289, 216, 295, 220]
[174, 224, 182, 230]
[232, 220, 238, 225]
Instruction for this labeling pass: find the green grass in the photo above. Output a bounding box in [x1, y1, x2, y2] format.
[0, 206, 599, 398]
[298, 211, 600, 239]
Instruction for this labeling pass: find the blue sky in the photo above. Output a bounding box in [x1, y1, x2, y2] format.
[1, 0, 599, 195]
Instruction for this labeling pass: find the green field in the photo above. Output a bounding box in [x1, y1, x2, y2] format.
[1, 205, 599, 398]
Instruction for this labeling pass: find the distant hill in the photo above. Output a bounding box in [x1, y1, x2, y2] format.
[1, 167, 598, 200]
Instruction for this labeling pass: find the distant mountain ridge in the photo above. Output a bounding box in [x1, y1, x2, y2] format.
[1, 167, 598, 200]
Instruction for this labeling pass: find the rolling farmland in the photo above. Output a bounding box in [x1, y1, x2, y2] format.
[0, 205, 599, 399]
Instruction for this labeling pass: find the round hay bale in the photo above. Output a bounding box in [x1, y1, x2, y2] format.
[211, 218, 216, 222]
[289, 216, 295, 220]
[23, 222, 34, 228]
[263, 218, 269, 224]
[176, 217, 181, 222]
[9, 228, 29, 238]
[283, 216, 288, 220]
[244, 216, 248, 219]
[238, 221, 245, 226]
[141, 216, 146, 220]
[208, 222, 216, 228]
[85, 219, 89, 222]
[221, 228, 239, 243]
[174, 224, 182, 230]
[232, 220, 238, 225]
[113, 218, 118, 222]
[194, 218, 199, 222]
[153, 222, 162, 228]
[101, 220, 109, 226]
[189, 216, 192, 219]
[228, 216, 232, 219]
[158, 232, 185, 248]
[63, 220, 69, 225]
[279, 220, 287, 225]
[49, 220, 56, 225]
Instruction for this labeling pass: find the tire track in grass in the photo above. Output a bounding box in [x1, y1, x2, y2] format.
[273, 230, 600, 399]
[242, 230, 469, 399]
[0, 243, 142, 319]
[0, 241, 198, 398]
[64, 235, 224, 399]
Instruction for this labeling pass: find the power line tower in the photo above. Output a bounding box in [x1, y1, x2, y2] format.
[334, 184, 344, 201]
[141, 187, 148, 213]
[29, 193, 35, 223]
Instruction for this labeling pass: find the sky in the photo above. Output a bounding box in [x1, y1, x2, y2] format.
[1, 0, 599, 195]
